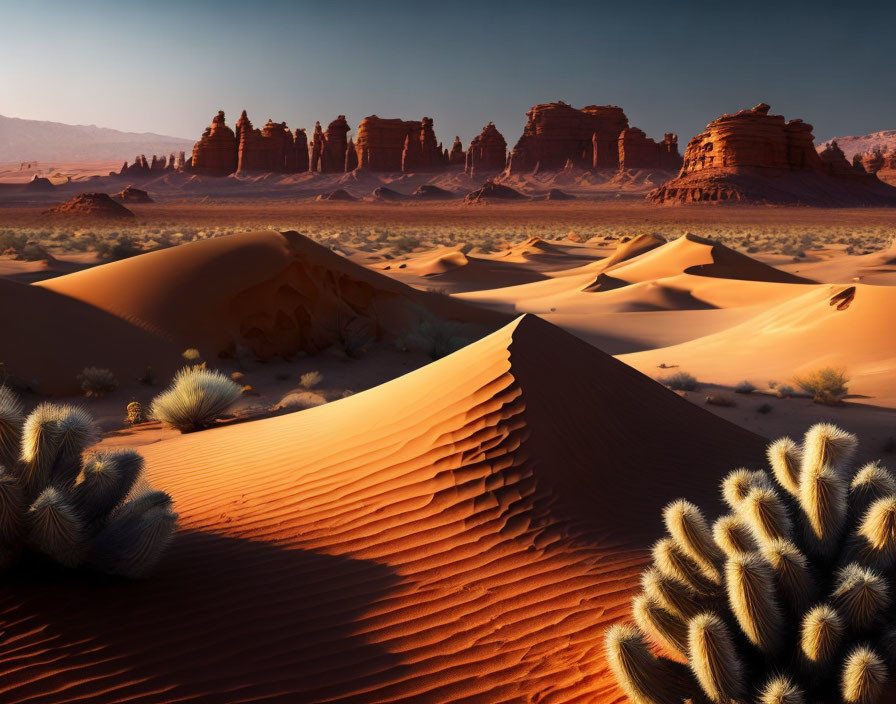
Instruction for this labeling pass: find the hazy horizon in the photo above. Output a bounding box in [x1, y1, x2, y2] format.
[3, 0, 895, 147]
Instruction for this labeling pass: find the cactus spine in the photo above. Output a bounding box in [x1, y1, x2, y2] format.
[800, 604, 844, 666]
[664, 499, 722, 584]
[767, 436, 802, 498]
[712, 514, 758, 557]
[759, 675, 805, 704]
[841, 645, 886, 704]
[725, 552, 784, 653]
[687, 612, 744, 704]
[605, 624, 689, 704]
[832, 564, 890, 631]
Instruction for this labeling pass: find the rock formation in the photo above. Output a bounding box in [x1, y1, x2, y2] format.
[506, 101, 680, 174]
[855, 146, 896, 186]
[43, 193, 136, 219]
[236, 114, 296, 173]
[294, 128, 309, 173]
[449, 137, 465, 165]
[465, 180, 528, 203]
[320, 116, 350, 174]
[465, 123, 507, 176]
[190, 111, 238, 176]
[354, 116, 445, 172]
[113, 186, 153, 203]
[649, 103, 896, 205]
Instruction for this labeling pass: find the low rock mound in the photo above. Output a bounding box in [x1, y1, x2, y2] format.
[371, 186, 406, 202]
[413, 184, 455, 200]
[114, 185, 154, 203]
[316, 189, 357, 201]
[465, 180, 528, 203]
[24, 175, 54, 191]
[545, 188, 576, 200]
[42, 192, 135, 219]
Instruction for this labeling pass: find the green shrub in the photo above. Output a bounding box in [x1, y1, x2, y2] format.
[657, 372, 698, 391]
[77, 367, 119, 397]
[794, 367, 849, 405]
[0, 386, 176, 577]
[150, 368, 241, 432]
[300, 371, 323, 389]
[606, 424, 896, 704]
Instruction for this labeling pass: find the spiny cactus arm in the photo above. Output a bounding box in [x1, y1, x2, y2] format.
[641, 566, 705, 621]
[19, 403, 65, 497]
[27, 487, 86, 567]
[850, 462, 896, 524]
[49, 406, 96, 491]
[88, 491, 177, 578]
[740, 486, 793, 547]
[70, 450, 144, 527]
[800, 603, 844, 666]
[652, 537, 719, 596]
[799, 464, 847, 558]
[632, 593, 689, 660]
[841, 644, 886, 704]
[712, 514, 758, 557]
[721, 468, 771, 510]
[801, 423, 857, 477]
[663, 500, 723, 584]
[767, 436, 802, 498]
[0, 386, 24, 470]
[759, 675, 805, 704]
[855, 496, 896, 570]
[725, 552, 784, 653]
[761, 539, 815, 614]
[832, 564, 890, 631]
[687, 612, 745, 704]
[605, 624, 692, 704]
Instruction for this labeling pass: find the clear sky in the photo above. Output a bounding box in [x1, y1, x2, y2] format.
[2, 0, 894, 147]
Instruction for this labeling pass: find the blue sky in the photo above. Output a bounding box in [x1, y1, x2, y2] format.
[1, 0, 894, 146]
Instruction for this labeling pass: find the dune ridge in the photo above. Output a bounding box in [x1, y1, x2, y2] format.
[0, 314, 762, 702]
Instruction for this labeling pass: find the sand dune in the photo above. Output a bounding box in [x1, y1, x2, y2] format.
[622, 282, 896, 403]
[38, 230, 504, 361]
[0, 314, 762, 702]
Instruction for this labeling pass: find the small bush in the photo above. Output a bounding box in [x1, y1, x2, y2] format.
[150, 368, 241, 432]
[181, 348, 202, 363]
[776, 384, 796, 399]
[733, 380, 756, 394]
[794, 367, 849, 405]
[77, 367, 119, 397]
[756, 403, 773, 415]
[658, 371, 698, 391]
[125, 401, 145, 424]
[705, 395, 736, 407]
[395, 317, 470, 360]
[300, 371, 323, 389]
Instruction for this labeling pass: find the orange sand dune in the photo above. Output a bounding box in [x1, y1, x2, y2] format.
[0, 315, 763, 703]
[0, 278, 180, 394]
[622, 282, 896, 403]
[38, 230, 505, 361]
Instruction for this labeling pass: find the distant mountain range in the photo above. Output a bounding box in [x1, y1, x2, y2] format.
[0, 114, 193, 163]
[817, 130, 896, 160]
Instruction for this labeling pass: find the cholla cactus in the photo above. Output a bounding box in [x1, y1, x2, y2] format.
[0, 386, 176, 577]
[606, 423, 896, 704]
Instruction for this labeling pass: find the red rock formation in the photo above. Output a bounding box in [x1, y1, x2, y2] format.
[294, 129, 309, 172]
[507, 102, 629, 173]
[354, 116, 445, 172]
[649, 103, 896, 205]
[618, 128, 682, 171]
[320, 116, 350, 173]
[43, 193, 135, 219]
[465, 122, 507, 176]
[344, 138, 358, 171]
[310, 122, 324, 173]
[236, 114, 297, 173]
[449, 138, 464, 166]
[190, 111, 238, 176]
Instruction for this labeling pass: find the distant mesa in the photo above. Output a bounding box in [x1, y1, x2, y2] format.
[316, 188, 356, 201]
[24, 174, 54, 191]
[505, 101, 682, 176]
[354, 115, 446, 172]
[648, 103, 896, 205]
[113, 185, 153, 203]
[413, 184, 456, 200]
[465, 180, 528, 203]
[465, 122, 507, 177]
[43, 192, 135, 220]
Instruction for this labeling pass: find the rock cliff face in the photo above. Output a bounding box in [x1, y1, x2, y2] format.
[449, 137, 465, 165]
[856, 146, 896, 186]
[237, 115, 296, 173]
[319, 116, 350, 174]
[353, 116, 445, 172]
[465, 123, 507, 176]
[505, 101, 680, 174]
[294, 128, 309, 173]
[649, 104, 896, 205]
[191, 111, 238, 176]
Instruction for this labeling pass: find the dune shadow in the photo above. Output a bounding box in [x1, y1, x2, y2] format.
[0, 530, 402, 703]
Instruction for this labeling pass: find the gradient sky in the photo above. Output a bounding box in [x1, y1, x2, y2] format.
[2, 0, 894, 147]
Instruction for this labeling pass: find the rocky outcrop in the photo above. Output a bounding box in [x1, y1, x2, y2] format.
[465, 181, 528, 203]
[354, 116, 445, 172]
[618, 128, 681, 171]
[320, 116, 350, 174]
[118, 151, 185, 178]
[855, 146, 896, 186]
[316, 189, 356, 201]
[113, 186, 153, 203]
[236, 114, 296, 173]
[506, 101, 680, 175]
[649, 103, 896, 205]
[294, 128, 309, 173]
[465, 123, 506, 176]
[191, 111, 238, 176]
[43, 193, 136, 219]
[24, 175, 54, 191]
[449, 137, 465, 165]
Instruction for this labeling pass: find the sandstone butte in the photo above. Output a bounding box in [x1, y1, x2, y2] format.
[649, 103, 896, 205]
[855, 146, 896, 186]
[465, 122, 507, 176]
[505, 101, 682, 174]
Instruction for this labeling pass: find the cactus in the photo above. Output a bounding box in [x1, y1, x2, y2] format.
[608, 424, 896, 704]
[0, 386, 24, 469]
[0, 389, 176, 578]
[687, 612, 744, 703]
[605, 624, 692, 704]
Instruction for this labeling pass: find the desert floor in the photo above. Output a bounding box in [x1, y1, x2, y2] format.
[1, 198, 896, 701]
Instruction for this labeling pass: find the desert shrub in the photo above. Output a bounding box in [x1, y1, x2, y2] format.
[0, 386, 176, 577]
[606, 423, 896, 704]
[704, 395, 736, 407]
[658, 371, 698, 391]
[776, 384, 796, 399]
[125, 401, 144, 424]
[181, 348, 202, 363]
[77, 367, 119, 397]
[395, 317, 470, 360]
[150, 368, 241, 432]
[300, 371, 323, 389]
[756, 403, 773, 415]
[733, 380, 756, 394]
[795, 367, 849, 405]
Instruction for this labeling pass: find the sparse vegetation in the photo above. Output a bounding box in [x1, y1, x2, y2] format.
[77, 367, 119, 397]
[704, 395, 736, 407]
[150, 368, 242, 432]
[181, 348, 202, 363]
[794, 367, 850, 405]
[776, 384, 796, 399]
[395, 316, 471, 360]
[125, 401, 145, 424]
[733, 380, 756, 394]
[606, 423, 896, 704]
[0, 386, 176, 577]
[300, 371, 323, 389]
[658, 371, 698, 391]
